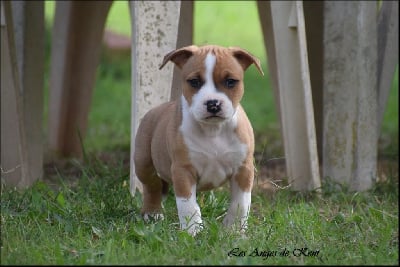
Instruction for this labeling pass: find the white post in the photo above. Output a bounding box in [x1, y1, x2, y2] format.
[323, 1, 378, 191]
[130, 1, 181, 195]
[258, 1, 321, 191]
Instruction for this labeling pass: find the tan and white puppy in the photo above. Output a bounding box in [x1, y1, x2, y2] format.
[132, 45, 263, 236]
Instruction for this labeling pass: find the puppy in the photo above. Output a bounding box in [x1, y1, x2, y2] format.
[131, 45, 263, 235]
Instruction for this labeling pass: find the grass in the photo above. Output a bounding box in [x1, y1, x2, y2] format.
[1, 1, 399, 265]
[1, 158, 398, 265]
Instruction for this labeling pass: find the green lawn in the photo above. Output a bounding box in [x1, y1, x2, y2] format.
[1, 1, 398, 265]
[1, 160, 398, 265]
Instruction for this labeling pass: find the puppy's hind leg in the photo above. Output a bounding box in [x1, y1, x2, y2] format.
[141, 179, 169, 222]
[134, 150, 164, 221]
[140, 168, 164, 222]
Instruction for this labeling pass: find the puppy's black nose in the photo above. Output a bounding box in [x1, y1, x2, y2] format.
[205, 99, 222, 114]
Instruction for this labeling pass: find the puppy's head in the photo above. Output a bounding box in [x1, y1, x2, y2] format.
[160, 45, 263, 125]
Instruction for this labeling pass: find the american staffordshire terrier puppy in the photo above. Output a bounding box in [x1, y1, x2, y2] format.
[131, 45, 263, 236]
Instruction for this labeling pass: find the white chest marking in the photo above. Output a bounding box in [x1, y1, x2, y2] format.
[180, 98, 247, 189]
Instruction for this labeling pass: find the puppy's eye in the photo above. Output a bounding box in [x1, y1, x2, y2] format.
[224, 78, 238, 89]
[187, 78, 203, 89]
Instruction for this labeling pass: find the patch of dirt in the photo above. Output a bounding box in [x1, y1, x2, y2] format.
[44, 159, 84, 190]
[43, 149, 130, 190]
[43, 148, 398, 197]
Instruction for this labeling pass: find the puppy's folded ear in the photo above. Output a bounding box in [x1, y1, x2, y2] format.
[159, 45, 199, 70]
[228, 47, 264, 76]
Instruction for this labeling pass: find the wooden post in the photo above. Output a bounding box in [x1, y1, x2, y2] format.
[257, 1, 321, 191]
[48, 1, 112, 158]
[10, 1, 45, 185]
[129, 1, 181, 195]
[323, 1, 378, 191]
[1, 1, 29, 187]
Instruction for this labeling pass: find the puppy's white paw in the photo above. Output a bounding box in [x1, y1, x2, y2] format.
[176, 185, 203, 236]
[143, 212, 164, 222]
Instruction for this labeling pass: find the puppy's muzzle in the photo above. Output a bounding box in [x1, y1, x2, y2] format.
[205, 99, 222, 115]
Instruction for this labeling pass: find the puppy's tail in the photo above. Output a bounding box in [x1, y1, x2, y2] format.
[130, 161, 143, 197]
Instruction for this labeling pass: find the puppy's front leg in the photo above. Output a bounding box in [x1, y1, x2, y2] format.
[223, 166, 253, 232]
[175, 184, 203, 236]
[172, 165, 203, 236]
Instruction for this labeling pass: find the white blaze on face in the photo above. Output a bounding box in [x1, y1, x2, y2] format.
[189, 53, 236, 123]
[204, 52, 216, 87]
